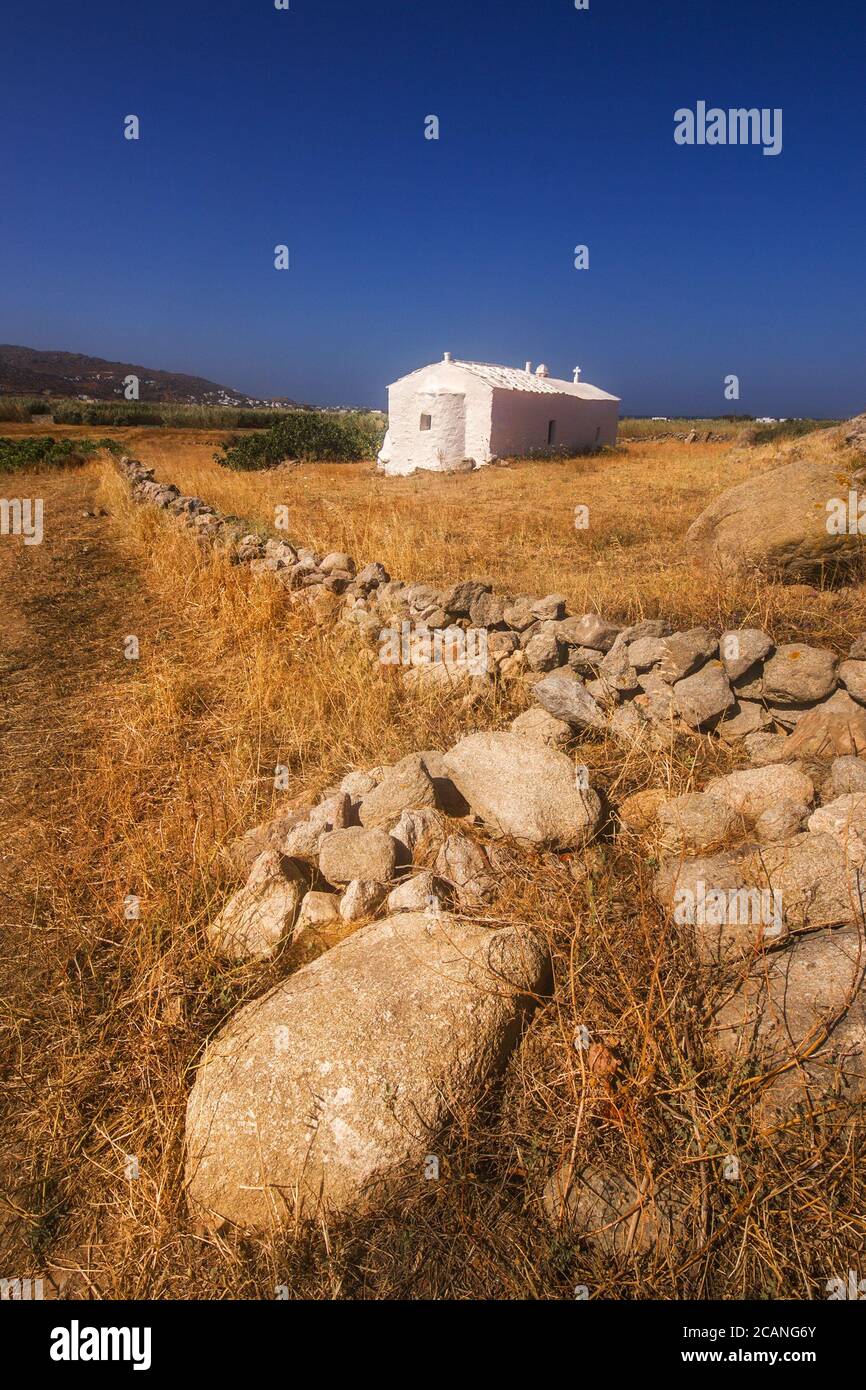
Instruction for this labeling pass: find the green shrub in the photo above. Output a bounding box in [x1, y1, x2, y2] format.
[0, 435, 117, 474]
[214, 411, 386, 469]
[0, 398, 38, 423]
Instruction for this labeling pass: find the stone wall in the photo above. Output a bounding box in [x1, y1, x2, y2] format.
[118, 453, 866, 764]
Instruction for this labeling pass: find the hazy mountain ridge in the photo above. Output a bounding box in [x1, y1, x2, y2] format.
[0, 344, 294, 407]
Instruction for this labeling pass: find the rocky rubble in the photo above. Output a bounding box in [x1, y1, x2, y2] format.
[215, 739, 599, 963]
[639, 754, 866, 1116]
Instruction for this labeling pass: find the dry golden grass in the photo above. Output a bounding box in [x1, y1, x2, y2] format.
[0, 428, 864, 1299]
[9, 417, 864, 644]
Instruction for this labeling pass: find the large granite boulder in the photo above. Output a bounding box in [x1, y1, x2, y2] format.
[685, 456, 866, 581]
[185, 912, 549, 1229]
[712, 924, 866, 1113]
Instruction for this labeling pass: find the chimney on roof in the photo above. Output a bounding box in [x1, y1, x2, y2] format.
[443, 351, 453, 362]
[524, 360, 532, 374]
[573, 366, 581, 383]
[536, 363, 549, 378]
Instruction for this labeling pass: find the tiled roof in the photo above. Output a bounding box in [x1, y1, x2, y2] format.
[452, 360, 618, 401]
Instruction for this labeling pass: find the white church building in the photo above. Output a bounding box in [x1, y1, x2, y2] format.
[376, 353, 620, 476]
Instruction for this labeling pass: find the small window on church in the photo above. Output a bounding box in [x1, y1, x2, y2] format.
[420, 413, 432, 431]
[547, 419, 557, 446]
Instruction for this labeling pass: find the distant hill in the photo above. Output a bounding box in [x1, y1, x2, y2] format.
[0, 344, 292, 408]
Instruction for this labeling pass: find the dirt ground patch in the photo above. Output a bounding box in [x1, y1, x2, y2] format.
[0, 460, 156, 1291]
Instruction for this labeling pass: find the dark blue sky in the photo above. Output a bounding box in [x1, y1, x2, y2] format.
[3, 0, 864, 415]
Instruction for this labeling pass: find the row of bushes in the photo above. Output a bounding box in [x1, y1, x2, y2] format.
[0, 396, 292, 428]
[0, 435, 120, 474]
[618, 415, 839, 443]
[746, 418, 837, 445]
[0, 395, 387, 434]
[618, 416, 749, 440]
[214, 412, 387, 469]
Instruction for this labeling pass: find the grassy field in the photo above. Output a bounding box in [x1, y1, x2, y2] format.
[1, 422, 864, 1299]
[4, 417, 863, 642]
